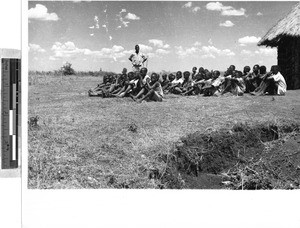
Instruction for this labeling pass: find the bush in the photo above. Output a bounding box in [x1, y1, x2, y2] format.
[61, 62, 75, 76]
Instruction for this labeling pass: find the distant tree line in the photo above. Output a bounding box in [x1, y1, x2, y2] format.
[29, 62, 115, 77]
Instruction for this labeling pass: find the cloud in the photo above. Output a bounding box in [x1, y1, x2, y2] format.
[255, 47, 276, 56]
[208, 39, 213, 45]
[156, 49, 170, 55]
[206, 2, 225, 11]
[206, 2, 246, 16]
[238, 36, 261, 46]
[257, 12, 263, 16]
[241, 49, 253, 56]
[183, 2, 192, 8]
[117, 10, 130, 28]
[28, 4, 59, 21]
[183, 2, 201, 14]
[121, 19, 129, 27]
[192, 7, 201, 13]
[175, 46, 199, 58]
[219, 20, 234, 27]
[148, 39, 170, 48]
[29, 43, 46, 52]
[138, 44, 153, 52]
[125, 13, 140, 20]
[202, 45, 235, 58]
[51, 41, 83, 58]
[89, 26, 94, 29]
[175, 43, 235, 59]
[90, 33, 94, 36]
[194, 41, 202, 46]
[94, 16, 99, 29]
[222, 8, 246, 16]
[49, 56, 57, 61]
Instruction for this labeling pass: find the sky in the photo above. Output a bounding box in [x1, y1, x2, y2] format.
[28, 1, 297, 73]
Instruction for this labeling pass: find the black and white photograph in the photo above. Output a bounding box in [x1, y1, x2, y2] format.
[27, 1, 300, 190]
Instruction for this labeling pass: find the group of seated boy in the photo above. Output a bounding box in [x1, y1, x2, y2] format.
[88, 64, 287, 102]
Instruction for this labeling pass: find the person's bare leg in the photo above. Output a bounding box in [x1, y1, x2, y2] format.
[131, 88, 145, 100]
[109, 84, 117, 93]
[118, 85, 133, 97]
[113, 86, 126, 95]
[137, 89, 155, 103]
[182, 87, 194, 96]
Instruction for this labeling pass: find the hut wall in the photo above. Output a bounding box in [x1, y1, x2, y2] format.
[278, 37, 300, 90]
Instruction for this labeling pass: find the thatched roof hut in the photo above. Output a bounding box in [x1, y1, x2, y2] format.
[258, 3, 300, 89]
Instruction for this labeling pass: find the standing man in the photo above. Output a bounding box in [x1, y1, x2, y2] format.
[129, 44, 148, 73]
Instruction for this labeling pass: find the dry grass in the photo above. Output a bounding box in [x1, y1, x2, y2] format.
[28, 74, 300, 189]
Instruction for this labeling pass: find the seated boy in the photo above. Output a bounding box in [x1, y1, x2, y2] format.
[160, 74, 169, 88]
[107, 68, 128, 95]
[244, 64, 261, 93]
[221, 71, 245, 96]
[130, 67, 151, 100]
[168, 71, 184, 94]
[202, 71, 221, 96]
[251, 65, 286, 96]
[163, 73, 175, 93]
[88, 73, 115, 97]
[242, 66, 251, 78]
[112, 71, 139, 97]
[136, 73, 163, 103]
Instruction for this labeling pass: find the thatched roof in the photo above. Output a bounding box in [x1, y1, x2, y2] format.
[258, 3, 300, 47]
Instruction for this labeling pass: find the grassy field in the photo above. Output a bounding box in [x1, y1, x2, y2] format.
[28, 74, 300, 189]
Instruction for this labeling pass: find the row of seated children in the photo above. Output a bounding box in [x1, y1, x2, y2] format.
[160, 64, 286, 96]
[88, 64, 287, 101]
[88, 67, 164, 102]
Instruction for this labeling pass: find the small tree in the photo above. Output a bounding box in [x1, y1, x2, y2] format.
[61, 62, 75, 75]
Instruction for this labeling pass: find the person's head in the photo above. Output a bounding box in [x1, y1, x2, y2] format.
[243, 66, 251, 74]
[176, 71, 182, 79]
[225, 65, 235, 76]
[192, 67, 197, 73]
[162, 74, 167, 81]
[135, 44, 140, 53]
[140, 67, 148, 76]
[205, 71, 212, 79]
[134, 71, 141, 79]
[128, 71, 135, 80]
[151, 73, 159, 82]
[109, 74, 117, 84]
[235, 71, 243, 78]
[213, 70, 220, 79]
[259, 65, 267, 74]
[183, 71, 190, 80]
[103, 74, 110, 84]
[270, 65, 280, 74]
[198, 67, 204, 73]
[229, 65, 235, 71]
[168, 73, 175, 81]
[253, 64, 260, 74]
[122, 68, 127, 74]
